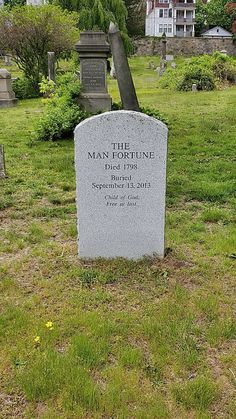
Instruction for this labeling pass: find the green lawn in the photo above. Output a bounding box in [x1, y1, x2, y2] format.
[0, 57, 236, 418]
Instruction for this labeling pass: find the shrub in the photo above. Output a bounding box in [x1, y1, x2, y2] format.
[160, 53, 236, 91]
[177, 66, 215, 91]
[35, 73, 90, 141]
[12, 77, 40, 99]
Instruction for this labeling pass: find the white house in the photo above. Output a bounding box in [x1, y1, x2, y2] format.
[201, 26, 233, 39]
[146, 0, 196, 37]
[26, 0, 47, 4]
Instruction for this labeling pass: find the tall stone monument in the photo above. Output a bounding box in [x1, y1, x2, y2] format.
[75, 32, 112, 113]
[74, 111, 168, 259]
[0, 69, 17, 108]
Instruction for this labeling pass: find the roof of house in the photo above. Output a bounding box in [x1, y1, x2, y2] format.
[201, 26, 232, 38]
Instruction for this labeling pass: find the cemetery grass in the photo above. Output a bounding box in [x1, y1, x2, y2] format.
[0, 65, 236, 418]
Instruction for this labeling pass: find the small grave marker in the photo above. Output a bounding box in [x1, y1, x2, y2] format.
[0, 69, 17, 108]
[48, 52, 56, 82]
[0, 145, 6, 178]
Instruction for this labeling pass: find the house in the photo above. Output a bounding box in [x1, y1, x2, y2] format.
[26, 0, 47, 4]
[145, 0, 196, 37]
[201, 26, 233, 39]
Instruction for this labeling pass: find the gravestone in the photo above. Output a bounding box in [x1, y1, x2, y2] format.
[0, 145, 6, 178]
[75, 31, 112, 112]
[4, 55, 12, 66]
[74, 111, 168, 259]
[166, 55, 174, 62]
[108, 22, 140, 112]
[48, 52, 56, 82]
[110, 59, 116, 79]
[192, 83, 197, 92]
[0, 69, 17, 108]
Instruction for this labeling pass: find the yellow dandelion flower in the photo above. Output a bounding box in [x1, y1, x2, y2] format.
[34, 336, 40, 343]
[45, 321, 54, 330]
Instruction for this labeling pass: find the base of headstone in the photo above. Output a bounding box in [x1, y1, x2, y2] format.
[0, 98, 18, 108]
[78, 93, 112, 113]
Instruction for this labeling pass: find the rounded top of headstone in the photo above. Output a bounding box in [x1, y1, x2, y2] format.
[0, 68, 11, 79]
[74, 110, 168, 137]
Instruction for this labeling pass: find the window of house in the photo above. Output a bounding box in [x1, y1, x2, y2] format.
[159, 9, 163, 17]
[164, 9, 168, 18]
[164, 24, 168, 33]
[168, 24, 172, 33]
[169, 9, 172, 17]
[159, 24, 163, 33]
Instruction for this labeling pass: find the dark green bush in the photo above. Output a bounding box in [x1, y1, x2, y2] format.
[12, 78, 40, 99]
[177, 66, 215, 91]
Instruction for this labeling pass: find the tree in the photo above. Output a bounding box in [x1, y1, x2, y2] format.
[53, 0, 133, 52]
[0, 5, 79, 84]
[124, 0, 146, 36]
[195, 0, 207, 36]
[206, 0, 233, 31]
[54, 0, 128, 33]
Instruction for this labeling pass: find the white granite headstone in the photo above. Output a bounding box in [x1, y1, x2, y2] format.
[74, 111, 168, 259]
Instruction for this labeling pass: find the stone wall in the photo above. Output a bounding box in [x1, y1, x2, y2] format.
[133, 37, 236, 56]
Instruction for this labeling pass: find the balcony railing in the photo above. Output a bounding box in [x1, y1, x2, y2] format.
[176, 31, 193, 37]
[175, 17, 195, 22]
[175, 2, 195, 7]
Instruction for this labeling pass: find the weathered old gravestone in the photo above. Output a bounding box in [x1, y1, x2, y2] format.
[75, 31, 112, 112]
[74, 111, 168, 259]
[4, 55, 12, 66]
[166, 55, 174, 62]
[0, 69, 17, 108]
[108, 23, 140, 112]
[48, 52, 56, 82]
[0, 145, 6, 178]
